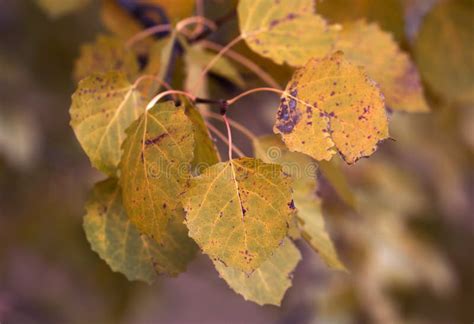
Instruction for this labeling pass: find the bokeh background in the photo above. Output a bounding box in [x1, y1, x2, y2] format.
[0, 0, 473, 323]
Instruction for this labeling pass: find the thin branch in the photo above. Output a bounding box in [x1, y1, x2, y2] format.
[199, 40, 281, 89]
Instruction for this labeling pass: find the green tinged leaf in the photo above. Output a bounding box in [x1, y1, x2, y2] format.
[215, 238, 301, 306]
[273, 51, 389, 164]
[183, 157, 294, 272]
[238, 0, 340, 66]
[36, 0, 90, 18]
[84, 178, 197, 279]
[70, 72, 144, 175]
[119, 101, 194, 243]
[73, 35, 139, 83]
[336, 20, 428, 112]
[254, 135, 345, 270]
[185, 46, 245, 88]
[318, 159, 356, 209]
[83, 178, 157, 283]
[184, 103, 220, 173]
[415, 0, 474, 105]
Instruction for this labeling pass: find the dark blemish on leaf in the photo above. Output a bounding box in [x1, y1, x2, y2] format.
[145, 133, 168, 145]
[288, 200, 296, 210]
[330, 91, 335, 96]
[276, 90, 301, 134]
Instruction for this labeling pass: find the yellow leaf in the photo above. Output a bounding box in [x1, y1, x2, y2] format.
[36, 0, 90, 18]
[83, 178, 157, 283]
[101, 0, 144, 41]
[119, 101, 194, 242]
[73, 35, 139, 83]
[336, 20, 428, 112]
[273, 51, 389, 164]
[215, 238, 301, 306]
[254, 135, 345, 270]
[238, 0, 340, 66]
[415, 0, 474, 105]
[70, 72, 144, 175]
[183, 157, 295, 272]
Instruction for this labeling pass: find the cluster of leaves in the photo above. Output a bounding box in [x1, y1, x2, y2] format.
[67, 0, 432, 306]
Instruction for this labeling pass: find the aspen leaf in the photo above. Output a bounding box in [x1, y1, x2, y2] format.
[36, 0, 90, 18]
[70, 72, 144, 175]
[83, 178, 157, 283]
[73, 35, 139, 83]
[254, 135, 345, 270]
[119, 101, 194, 243]
[184, 103, 220, 173]
[415, 0, 474, 105]
[183, 157, 295, 272]
[138, 0, 195, 22]
[318, 159, 356, 209]
[84, 178, 197, 279]
[273, 51, 389, 164]
[101, 0, 143, 41]
[336, 20, 428, 112]
[215, 238, 301, 306]
[238, 0, 340, 66]
[185, 46, 245, 88]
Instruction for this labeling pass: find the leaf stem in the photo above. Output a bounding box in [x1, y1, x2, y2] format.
[227, 87, 285, 106]
[146, 90, 196, 110]
[198, 40, 281, 89]
[201, 111, 257, 142]
[205, 122, 245, 158]
[126, 24, 172, 48]
[222, 114, 234, 161]
[176, 16, 217, 38]
[191, 34, 244, 94]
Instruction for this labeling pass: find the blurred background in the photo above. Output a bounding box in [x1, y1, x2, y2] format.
[0, 0, 472, 323]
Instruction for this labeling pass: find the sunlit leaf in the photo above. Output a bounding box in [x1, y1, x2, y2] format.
[70, 72, 144, 175]
[238, 0, 340, 66]
[119, 101, 194, 242]
[215, 238, 301, 306]
[83, 178, 157, 283]
[336, 20, 428, 112]
[273, 51, 389, 164]
[183, 157, 295, 272]
[73, 35, 139, 83]
[415, 0, 474, 105]
[316, 0, 405, 42]
[184, 102, 220, 173]
[254, 135, 345, 270]
[36, 0, 90, 18]
[185, 45, 245, 88]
